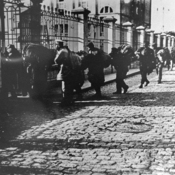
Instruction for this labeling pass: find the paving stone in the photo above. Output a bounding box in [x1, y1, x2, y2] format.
[2, 70, 175, 174]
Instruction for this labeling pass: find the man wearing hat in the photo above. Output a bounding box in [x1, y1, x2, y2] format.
[135, 41, 155, 88]
[152, 43, 172, 83]
[55, 39, 64, 51]
[55, 39, 71, 105]
[152, 43, 164, 84]
[86, 42, 105, 97]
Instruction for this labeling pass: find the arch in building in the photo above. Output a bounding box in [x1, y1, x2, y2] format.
[100, 6, 113, 14]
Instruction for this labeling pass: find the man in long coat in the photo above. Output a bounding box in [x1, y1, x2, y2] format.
[135, 41, 155, 88]
[85, 42, 105, 97]
[55, 39, 84, 106]
[152, 43, 164, 84]
[110, 44, 134, 94]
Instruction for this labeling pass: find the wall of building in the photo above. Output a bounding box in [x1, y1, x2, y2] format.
[38, 0, 120, 24]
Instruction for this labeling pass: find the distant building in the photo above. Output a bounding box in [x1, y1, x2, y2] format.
[39, 0, 151, 27]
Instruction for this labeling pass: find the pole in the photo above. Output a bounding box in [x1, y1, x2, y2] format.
[84, 9, 90, 52]
[0, 0, 5, 51]
[30, 0, 42, 43]
[0, 0, 5, 90]
[120, 0, 122, 45]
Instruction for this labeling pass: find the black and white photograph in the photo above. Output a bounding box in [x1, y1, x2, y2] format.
[0, 0, 175, 174]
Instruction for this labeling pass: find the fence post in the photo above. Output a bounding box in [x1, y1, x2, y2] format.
[171, 36, 175, 47]
[84, 9, 91, 52]
[167, 35, 171, 50]
[72, 8, 90, 52]
[122, 21, 133, 47]
[136, 26, 145, 47]
[155, 32, 161, 47]
[107, 17, 117, 48]
[0, 0, 5, 51]
[146, 29, 154, 47]
[0, 0, 5, 89]
[103, 17, 117, 53]
[161, 32, 167, 48]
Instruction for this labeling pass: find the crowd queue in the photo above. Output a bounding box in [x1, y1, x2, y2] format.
[0, 40, 174, 107]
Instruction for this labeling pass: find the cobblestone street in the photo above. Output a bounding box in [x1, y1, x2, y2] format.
[1, 69, 175, 175]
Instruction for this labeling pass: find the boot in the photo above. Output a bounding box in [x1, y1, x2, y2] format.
[123, 85, 129, 94]
[139, 84, 143, 88]
[145, 81, 150, 86]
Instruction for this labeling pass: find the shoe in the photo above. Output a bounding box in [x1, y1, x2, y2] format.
[123, 86, 129, 94]
[158, 81, 161, 84]
[139, 85, 143, 88]
[113, 91, 121, 94]
[145, 81, 150, 86]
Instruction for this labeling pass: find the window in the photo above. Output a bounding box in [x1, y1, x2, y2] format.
[54, 24, 58, 32]
[100, 8, 104, 13]
[100, 17, 104, 36]
[78, 0, 81, 7]
[60, 24, 63, 34]
[105, 6, 108, 13]
[73, 1, 75, 9]
[65, 24, 68, 34]
[100, 23, 104, 36]
[100, 6, 113, 14]
[110, 7, 113, 13]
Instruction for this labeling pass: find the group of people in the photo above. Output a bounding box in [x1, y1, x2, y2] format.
[135, 41, 173, 88]
[0, 40, 173, 107]
[56, 40, 173, 106]
[54, 40, 135, 106]
[54, 40, 111, 106]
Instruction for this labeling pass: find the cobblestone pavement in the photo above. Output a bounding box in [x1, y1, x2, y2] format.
[1, 70, 175, 175]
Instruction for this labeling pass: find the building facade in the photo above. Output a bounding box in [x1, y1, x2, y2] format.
[1, 0, 175, 53]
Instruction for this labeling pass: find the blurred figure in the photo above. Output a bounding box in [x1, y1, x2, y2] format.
[170, 46, 175, 70]
[54, 40, 85, 106]
[23, 43, 53, 99]
[85, 42, 105, 97]
[110, 44, 134, 94]
[1, 44, 22, 98]
[55, 39, 73, 105]
[152, 43, 167, 84]
[135, 41, 155, 88]
[164, 47, 173, 71]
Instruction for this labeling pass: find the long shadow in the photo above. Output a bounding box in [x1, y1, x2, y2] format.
[0, 89, 175, 149]
[74, 91, 175, 107]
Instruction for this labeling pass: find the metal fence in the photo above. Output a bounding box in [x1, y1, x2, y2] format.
[0, 1, 141, 89]
[1, 2, 139, 52]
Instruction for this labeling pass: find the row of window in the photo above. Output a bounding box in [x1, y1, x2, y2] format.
[59, 1, 113, 14]
[53, 23, 104, 36]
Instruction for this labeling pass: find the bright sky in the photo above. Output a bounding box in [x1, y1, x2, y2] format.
[151, 0, 175, 32]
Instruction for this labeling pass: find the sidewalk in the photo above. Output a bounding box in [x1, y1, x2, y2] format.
[82, 68, 140, 91]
